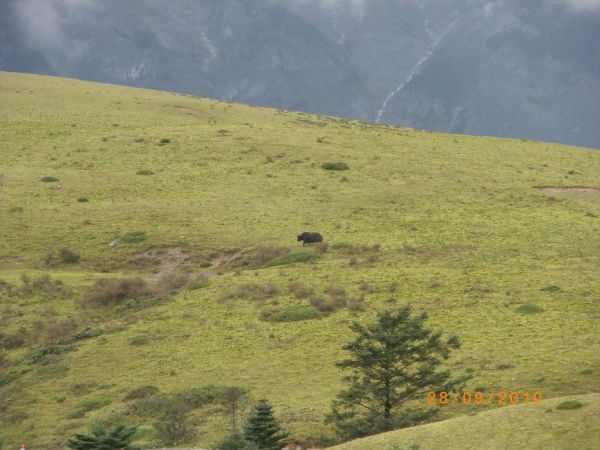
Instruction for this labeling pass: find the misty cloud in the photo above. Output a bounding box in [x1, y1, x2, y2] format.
[15, 0, 98, 75]
[556, 0, 600, 12]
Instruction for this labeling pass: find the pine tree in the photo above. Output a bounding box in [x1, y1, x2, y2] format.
[326, 305, 472, 440]
[67, 424, 141, 450]
[243, 399, 289, 450]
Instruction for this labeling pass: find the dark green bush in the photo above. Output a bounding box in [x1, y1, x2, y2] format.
[136, 170, 154, 175]
[263, 251, 319, 268]
[71, 328, 104, 342]
[60, 248, 80, 263]
[130, 336, 149, 346]
[579, 369, 592, 375]
[77, 197, 89, 202]
[515, 304, 544, 315]
[160, 138, 170, 143]
[121, 231, 147, 243]
[67, 397, 111, 418]
[41, 176, 59, 182]
[322, 162, 349, 171]
[540, 285, 560, 292]
[260, 305, 324, 323]
[556, 400, 583, 410]
[331, 242, 352, 250]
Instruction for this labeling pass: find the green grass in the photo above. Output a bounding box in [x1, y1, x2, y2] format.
[1, 72, 599, 449]
[556, 400, 584, 410]
[121, 231, 148, 244]
[514, 304, 545, 315]
[260, 304, 325, 322]
[263, 251, 320, 268]
[328, 394, 600, 450]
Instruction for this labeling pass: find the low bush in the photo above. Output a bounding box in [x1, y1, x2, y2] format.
[322, 162, 349, 171]
[263, 251, 319, 268]
[81, 277, 153, 309]
[219, 283, 279, 303]
[136, 170, 154, 175]
[515, 304, 544, 315]
[288, 281, 314, 299]
[71, 327, 104, 342]
[67, 397, 111, 418]
[1, 332, 27, 349]
[121, 231, 147, 243]
[540, 285, 560, 292]
[189, 280, 210, 290]
[8, 206, 24, 213]
[130, 336, 149, 346]
[315, 241, 329, 254]
[41, 176, 59, 182]
[331, 242, 351, 250]
[556, 400, 583, 410]
[124, 385, 160, 401]
[160, 138, 170, 143]
[60, 247, 80, 263]
[77, 197, 89, 202]
[260, 305, 324, 323]
[309, 295, 342, 313]
[347, 294, 366, 311]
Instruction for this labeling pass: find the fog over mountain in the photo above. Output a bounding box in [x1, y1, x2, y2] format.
[2, 0, 599, 148]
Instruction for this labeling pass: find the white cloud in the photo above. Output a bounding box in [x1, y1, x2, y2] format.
[14, 0, 98, 74]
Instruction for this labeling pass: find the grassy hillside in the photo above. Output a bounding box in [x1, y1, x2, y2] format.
[329, 393, 600, 450]
[1, 71, 599, 449]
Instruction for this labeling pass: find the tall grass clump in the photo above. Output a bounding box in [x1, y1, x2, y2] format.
[515, 304, 544, 315]
[136, 170, 154, 175]
[81, 277, 153, 309]
[121, 231, 147, 243]
[322, 162, 349, 171]
[41, 176, 59, 182]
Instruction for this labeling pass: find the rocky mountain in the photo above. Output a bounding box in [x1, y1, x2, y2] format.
[2, 0, 599, 148]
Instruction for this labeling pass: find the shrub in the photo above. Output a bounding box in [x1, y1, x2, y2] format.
[77, 197, 89, 202]
[130, 336, 149, 346]
[515, 304, 544, 315]
[263, 251, 319, 268]
[288, 281, 314, 299]
[45, 318, 77, 346]
[540, 285, 560, 292]
[160, 138, 170, 143]
[347, 294, 366, 311]
[82, 277, 152, 309]
[322, 162, 349, 171]
[8, 206, 24, 213]
[556, 400, 583, 410]
[41, 176, 59, 182]
[154, 272, 190, 298]
[219, 283, 279, 303]
[331, 242, 351, 250]
[260, 305, 324, 323]
[315, 241, 329, 254]
[1, 332, 26, 349]
[155, 405, 199, 444]
[66, 407, 88, 419]
[124, 386, 160, 401]
[189, 280, 210, 290]
[121, 231, 147, 243]
[579, 369, 592, 375]
[60, 248, 80, 263]
[71, 328, 104, 342]
[136, 170, 154, 175]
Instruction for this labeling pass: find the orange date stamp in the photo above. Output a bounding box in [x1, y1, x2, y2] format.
[428, 391, 543, 406]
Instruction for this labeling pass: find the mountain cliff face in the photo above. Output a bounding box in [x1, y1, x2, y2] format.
[2, 0, 599, 148]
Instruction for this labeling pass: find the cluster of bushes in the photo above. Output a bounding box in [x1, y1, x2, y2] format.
[80, 272, 191, 311]
[2, 273, 73, 300]
[219, 283, 279, 303]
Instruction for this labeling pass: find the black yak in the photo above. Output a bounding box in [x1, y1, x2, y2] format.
[297, 232, 323, 245]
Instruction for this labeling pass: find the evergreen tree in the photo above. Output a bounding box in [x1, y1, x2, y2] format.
[67, 424, 141, 450]
[243, 399, 289, 450]
[326, 305, 472, 440]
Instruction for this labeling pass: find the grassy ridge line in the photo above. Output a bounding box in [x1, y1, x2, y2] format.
[329, 393, 600, 450]
[1, 72, 599, 448]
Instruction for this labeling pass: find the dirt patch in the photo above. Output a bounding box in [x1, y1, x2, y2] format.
[202, 247, 252, 277]
[148, 247, 187, 281]
[175, 105, 210, 117]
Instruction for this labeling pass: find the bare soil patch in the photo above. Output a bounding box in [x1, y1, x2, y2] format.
[175, 105, 210, 117]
